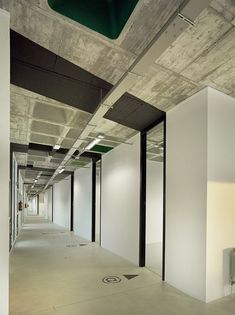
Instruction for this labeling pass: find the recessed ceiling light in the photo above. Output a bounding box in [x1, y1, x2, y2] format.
[54, 144, 61, 150]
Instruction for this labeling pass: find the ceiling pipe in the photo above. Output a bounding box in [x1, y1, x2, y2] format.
[43, 0, 210, 191]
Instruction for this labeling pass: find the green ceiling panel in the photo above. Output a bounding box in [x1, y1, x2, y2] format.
[48, 0, 140, 39]
[90, 144, 113, 153]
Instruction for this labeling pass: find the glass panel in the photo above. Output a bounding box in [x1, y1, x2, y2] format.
[145, 122, 164, 276]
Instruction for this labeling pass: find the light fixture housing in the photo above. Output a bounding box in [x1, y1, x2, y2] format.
[54, 144, 61, 150]
[85, 138, 101, 151]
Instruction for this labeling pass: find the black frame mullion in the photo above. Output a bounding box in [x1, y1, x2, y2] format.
[139, 115, 166, 281]
[91, 160, 96, 242]
[70, 173, 74, 231]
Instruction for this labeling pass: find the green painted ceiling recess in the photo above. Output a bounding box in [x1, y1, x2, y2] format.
[48, 0, 140, 39]
[90, 144, 113, 153]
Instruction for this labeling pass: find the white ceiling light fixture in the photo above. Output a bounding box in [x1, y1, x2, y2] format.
[97, 134, 105, 139]
[34, 179, 38, 183]
[53, 144, 61, 150]
[59, 168, 65, 174]
[85, 138, 101, 151]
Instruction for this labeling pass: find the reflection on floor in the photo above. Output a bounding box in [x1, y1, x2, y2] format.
[146, 242, 162, 276]
[10, 218, 235, 315]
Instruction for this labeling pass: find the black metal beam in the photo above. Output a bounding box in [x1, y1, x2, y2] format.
[162, 117, 166, 281]
[18, 165, 73, 175]
[139, 131, 147, 267]
[138, 116, 166, 282]
[81, 151, 101, 162]
[11, 30, 112, 114]
[142, 114, 166, 133]
[70, 173, 74, 232]
[91, 160, 96, 242]
[52, 186, 54, 223]
[37, 195, 39, 215]
[11, 142, 102, 162]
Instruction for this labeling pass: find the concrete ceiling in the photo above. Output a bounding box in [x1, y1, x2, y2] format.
[2, 0, 235, 190]
[11, 84, 136, 190]
[3, 0, 234, 111]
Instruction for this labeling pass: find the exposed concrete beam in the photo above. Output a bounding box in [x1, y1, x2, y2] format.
[43, 0, 210, 191]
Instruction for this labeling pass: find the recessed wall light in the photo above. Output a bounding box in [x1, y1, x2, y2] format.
[54, 144, 61, 150]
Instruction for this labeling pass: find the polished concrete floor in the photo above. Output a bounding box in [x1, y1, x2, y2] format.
[10, 218, 235, 315]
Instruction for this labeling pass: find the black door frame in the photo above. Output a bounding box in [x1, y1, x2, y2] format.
[70, 173, 74, 231]
[139, 116, 166, 281]
[91, 160, 96, 242]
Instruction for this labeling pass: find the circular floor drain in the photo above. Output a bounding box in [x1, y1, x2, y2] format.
[102, 276, 121, 284]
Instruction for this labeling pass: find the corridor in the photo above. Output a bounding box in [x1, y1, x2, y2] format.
[10, 219, 235, 315]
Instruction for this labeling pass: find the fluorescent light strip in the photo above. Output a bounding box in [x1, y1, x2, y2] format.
[59, 168, 65, 174]
[85, 138, 101, 151]
[54, 144, 61, 150]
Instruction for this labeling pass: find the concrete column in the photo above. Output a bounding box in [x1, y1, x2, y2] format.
[0, 8, 10, 315]
[166, 87, 235, 302]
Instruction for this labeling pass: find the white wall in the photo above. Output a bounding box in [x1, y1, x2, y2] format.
[28, 196, 38, 215]
[0, 8, 10, 315]
[44, 187, 53, 221]
[95, 172, 101, 243]
[101, 134, 140, 265]
[74, 165, 92, 241]
[146, 160, 163, 244]
[206, 89, 235, 302]
[53, 176, 71, 229]
[39, 193, 45, 217]
[166, 89, 208, 301]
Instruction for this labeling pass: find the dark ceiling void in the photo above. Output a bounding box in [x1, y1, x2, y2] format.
[11, 142, 101, 162]
[11, 30, 165, 132]
[105, 93, 165, 131]
[10, 30, 113, 114]
[18, 165, 73, 176]
[90, 144, 113, 154]
[48, 0, 140, 39]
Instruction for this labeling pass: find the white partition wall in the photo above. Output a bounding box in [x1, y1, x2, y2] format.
[166, 88, 208, 301]
[44, 187, 53, 221]
[166, 87, 235, 302]
[0, 9, 10, 315]
[74, 164, 92, 241]
[101, 134, 140, 265]
[53, 176, 71, 229]
[206, 89, 235, 302]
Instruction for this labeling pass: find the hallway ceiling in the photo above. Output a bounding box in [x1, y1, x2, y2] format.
[3, 0, 235, 192]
